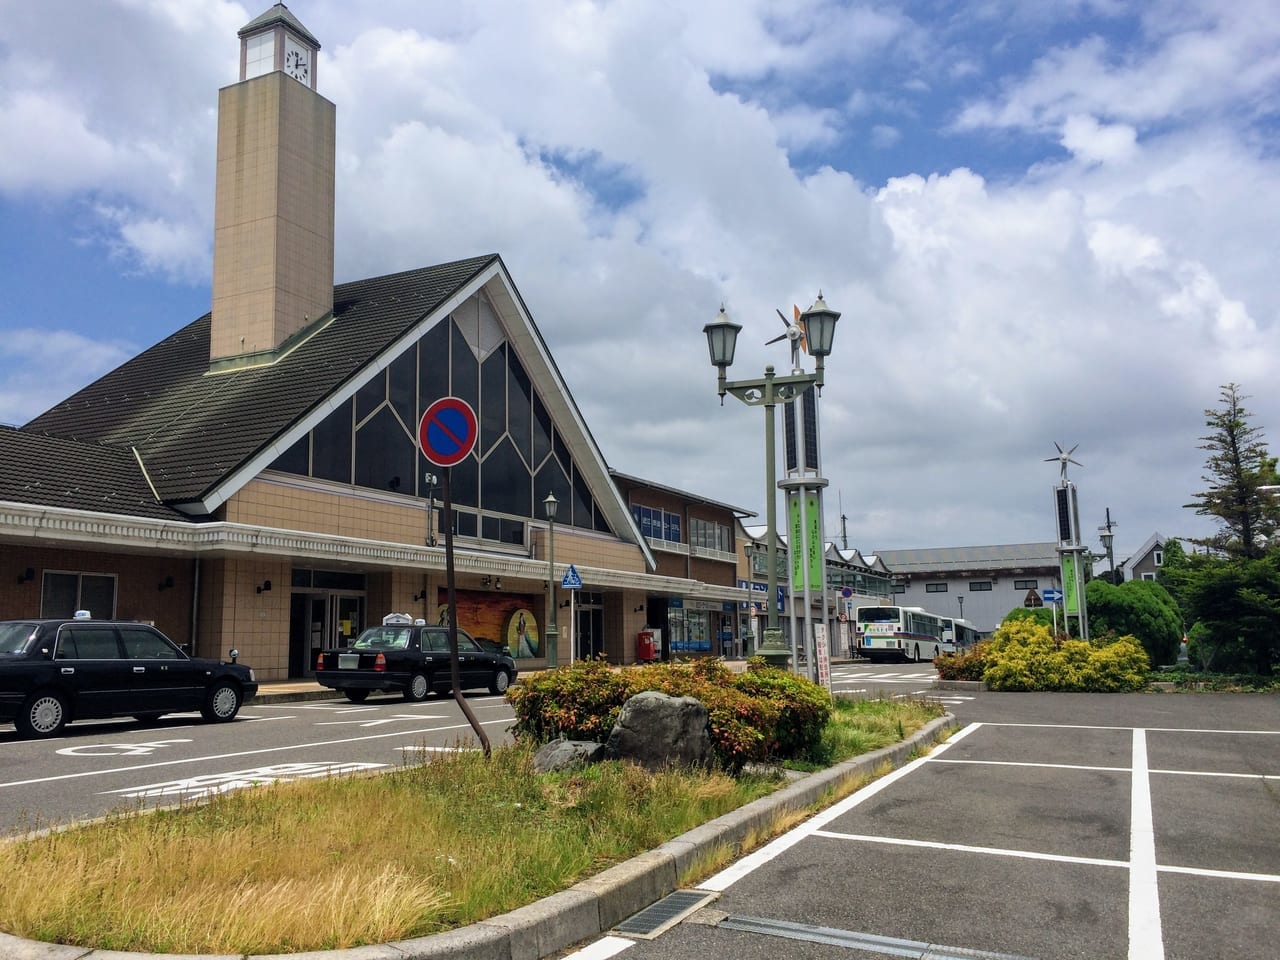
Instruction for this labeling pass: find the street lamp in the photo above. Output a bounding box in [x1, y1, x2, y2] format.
[957, 595, 964, 620]
[1098, 507, 1117, 583]
[704, 297, 840, 669]
[543, 491, 559, 667]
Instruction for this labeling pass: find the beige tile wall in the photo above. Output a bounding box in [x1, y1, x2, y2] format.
[211, 74, 335, 361]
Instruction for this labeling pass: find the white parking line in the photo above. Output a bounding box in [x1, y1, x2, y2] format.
[698, 723, 982, 892]
[0, 717, 512, 790]
[1129, 729, 1164, 960]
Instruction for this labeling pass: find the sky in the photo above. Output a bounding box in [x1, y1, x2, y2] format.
[1, 0, 1278, 566]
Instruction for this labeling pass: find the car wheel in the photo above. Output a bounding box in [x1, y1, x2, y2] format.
[18, 691, 67, 738]
[913, 644, 921, 663]
[489, 669, 511, 695]
[344, 689, 370, 703]
[404, 672, 431, 702]
[201, 680, 242, 722]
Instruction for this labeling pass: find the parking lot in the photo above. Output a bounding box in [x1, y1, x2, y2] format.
[570, 693, 1280, 960]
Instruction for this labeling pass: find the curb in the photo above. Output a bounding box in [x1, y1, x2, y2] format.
[0, 714, 958, 960]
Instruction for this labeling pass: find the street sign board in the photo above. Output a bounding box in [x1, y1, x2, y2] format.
[561, 564, 582, 589]
[840, 587, 853, 598]
[418, 397, 478, 468]
[1024, 589, 1043, 608]
[1043, 588, 1064, 604]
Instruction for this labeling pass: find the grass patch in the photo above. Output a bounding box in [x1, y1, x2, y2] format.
[1148, 669, 1280, 692]
[0, 697, 943, 955]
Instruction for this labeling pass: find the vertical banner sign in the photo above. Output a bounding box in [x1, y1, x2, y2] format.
[814, 624, 831, 690]
[805, 493, 822, 587]
[789, 493, 805, 585]
[1061, 553, 1079, 616]
[789, 491, 824, 588]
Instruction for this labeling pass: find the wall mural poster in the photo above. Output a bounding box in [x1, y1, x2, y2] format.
[436, 590, 542, 659]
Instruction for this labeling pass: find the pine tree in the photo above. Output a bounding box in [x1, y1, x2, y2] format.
[1185, 383, 1280, 559]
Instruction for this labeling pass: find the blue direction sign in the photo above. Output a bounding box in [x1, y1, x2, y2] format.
[561, 564, 583, 590]
[1043, 588, 1064, 604]
[418, 397, 478, 468]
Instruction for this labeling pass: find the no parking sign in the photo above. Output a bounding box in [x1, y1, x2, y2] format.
[418, 397, 478, 467]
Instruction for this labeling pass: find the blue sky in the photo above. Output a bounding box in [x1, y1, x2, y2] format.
[2, 0, 1278, 562]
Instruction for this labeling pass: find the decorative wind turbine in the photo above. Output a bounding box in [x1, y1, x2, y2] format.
[1045, 442, 1082, 483]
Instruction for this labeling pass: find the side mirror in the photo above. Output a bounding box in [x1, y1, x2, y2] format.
[228, 648, 239, 663]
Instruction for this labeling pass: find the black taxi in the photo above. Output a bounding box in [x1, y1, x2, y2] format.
[0, 613, 258, 738]
[315, 613, 518, 702]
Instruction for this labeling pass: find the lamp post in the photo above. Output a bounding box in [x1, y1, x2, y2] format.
[1098, 507, 1117, 584]
[957, 595, 964, 621]
[704, 296, 840, 670]
[543, 491, 559, 667]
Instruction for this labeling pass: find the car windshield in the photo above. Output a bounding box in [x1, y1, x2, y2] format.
[352, 627, 413, 650]
[0, 622, 38, 655]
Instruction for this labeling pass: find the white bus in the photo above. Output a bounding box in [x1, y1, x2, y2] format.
[941, 617, 981, 652]
[854, 605, 947, 663]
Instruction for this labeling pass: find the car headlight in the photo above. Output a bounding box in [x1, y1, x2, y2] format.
[248, 669, 257, 681]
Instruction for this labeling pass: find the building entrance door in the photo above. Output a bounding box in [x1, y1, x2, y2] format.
[288, 592, 366, 678]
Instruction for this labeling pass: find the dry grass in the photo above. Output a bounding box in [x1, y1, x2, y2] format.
[0, 697, 943, 955]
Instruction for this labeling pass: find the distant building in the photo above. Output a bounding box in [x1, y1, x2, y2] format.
[1122, 532, 1167, 582]
[872, 543, 1063, 634]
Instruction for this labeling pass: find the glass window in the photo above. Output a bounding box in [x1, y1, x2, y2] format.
[354, 405, 415, 493]
[1153, 550, 1163, 566]
[1014, 579, 1038, 590]
[120, 626, 180, 659]
[925, 583, 948, 593]
[58, 626, 121, 660]
[969, 581, 993, 592]
[312, 399, 353, 483]
[42, 572, 116, 619]
[481, 436, 530, 518]
[481, 345, 507, 454]
[893, 584, 906, 594]
[245, 32, 274, 79]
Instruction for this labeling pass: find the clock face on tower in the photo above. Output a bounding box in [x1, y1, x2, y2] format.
[283, 36, 310, 85]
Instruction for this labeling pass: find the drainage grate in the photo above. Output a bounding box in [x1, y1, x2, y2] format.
[613, 890, 719, 939]
[718, 915, 1038, 960]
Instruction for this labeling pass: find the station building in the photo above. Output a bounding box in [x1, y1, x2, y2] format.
[0, 5, 763, 678]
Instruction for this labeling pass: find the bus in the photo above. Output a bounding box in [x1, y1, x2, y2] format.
[854, 605, 946, 662]
[941, 617, 981, 653]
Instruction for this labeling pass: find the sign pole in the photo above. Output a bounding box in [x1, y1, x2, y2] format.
[419, 397, 488, 756]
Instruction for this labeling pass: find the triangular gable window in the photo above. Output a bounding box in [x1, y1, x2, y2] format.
[267, 291, 609, 540]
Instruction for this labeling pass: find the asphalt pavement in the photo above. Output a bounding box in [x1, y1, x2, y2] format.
[2, 666, 1276, 960]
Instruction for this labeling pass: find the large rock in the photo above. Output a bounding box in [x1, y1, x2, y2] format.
[533, 738, 607, 773]
[605, 690, 713, 771]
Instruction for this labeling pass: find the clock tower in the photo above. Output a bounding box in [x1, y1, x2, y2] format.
[210, 3, 335, 367]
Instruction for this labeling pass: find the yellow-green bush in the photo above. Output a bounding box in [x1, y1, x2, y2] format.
[981, 619, 1149, 692]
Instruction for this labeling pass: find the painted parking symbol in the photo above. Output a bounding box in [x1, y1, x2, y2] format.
[57, 739, 192, 757]
[418, 396, 478, 467]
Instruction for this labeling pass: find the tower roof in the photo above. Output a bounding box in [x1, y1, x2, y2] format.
[238, 3, 320, 48]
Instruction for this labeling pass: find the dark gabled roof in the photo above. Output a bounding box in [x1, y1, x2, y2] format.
[238, 3, 321, 47]
[608, 469, 756, 518]
[26, 255, 497, 508]
[0, 426, 192, 521]
[872, 543, 1060, 574]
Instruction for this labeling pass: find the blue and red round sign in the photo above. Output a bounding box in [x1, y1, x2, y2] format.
[418, 397, 478, 468]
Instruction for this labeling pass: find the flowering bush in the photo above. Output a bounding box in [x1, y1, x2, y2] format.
[506, 657, 830, 771]
[934, 643, 989, 681]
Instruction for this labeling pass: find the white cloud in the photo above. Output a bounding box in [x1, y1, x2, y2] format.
[0, 330, 136, 426]
[1060, 114, 1138, 165]
[1, 0, 1278, 562]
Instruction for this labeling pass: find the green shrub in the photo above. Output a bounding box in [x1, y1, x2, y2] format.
[506, 658, 831, 771]
[980, 620, 1149, 692]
